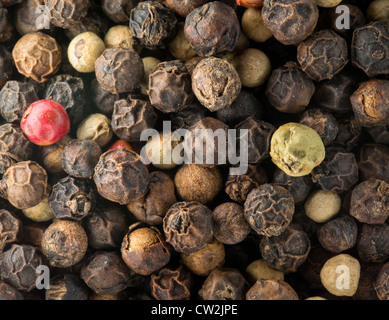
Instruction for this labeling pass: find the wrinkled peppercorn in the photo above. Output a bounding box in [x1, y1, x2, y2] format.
[46, 273, 89, 300]
[0, 281, 24, 300]
[358, 144, 389, 182]
[0, 4, 13, 43]
[37, 135, 72, 174]
[163, 201, 213, 253]
[367, 126, 389, 145]
[101, 0, 138, 23]
[170, 101, 208, 130]
[91, 79, 121, 117]
[333, 117, 363, 152]
[244, 184, 295, 237]
[357, 223, 389, 263]
[150, 265, 193, 300]
[374, 262, 389, 300]
[246, 279, 299, 300]
[45, 0, 90, 29]
[0, 209, 22, 253]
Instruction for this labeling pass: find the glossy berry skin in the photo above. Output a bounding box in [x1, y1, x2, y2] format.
[236, 0, 264, 9]
[108, 139, 134, 151]
[20, 100, 70, 146]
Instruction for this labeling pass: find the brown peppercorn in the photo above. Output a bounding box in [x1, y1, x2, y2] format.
[374, 262, 389, 300]
[0, 244, 43, 292]
[225, 164, 268, 204]
[0, 123, 34, 175]
[297, 29, 348, 81]
[163, 201, 214, 253]
[265, 62, 315, 114]
[311, 147, 359, 194]
[45, 0, 90, 29]
[246, 279, 299, 300]
[244, 184, 295, 237]
[0, 45, 12, 89]
[121, 223, 171, 276]
[357, 224, 389, 263]
[351, 22, 389, 77]
[48, 176, 96, 220]
[350, 79, 389, 127]
[349, 179, 389, 224]
[317, 215, 358, 253]
[41, 220, 88, 268]
[101, 0, 138, 23]
[192, 57, 241, 111]
[46, 273, 89, 300]
[37, 135, 72, 174]
[127, 171, 177, 226]
[166, 0, 208, 17]
[0, 161, 48, 210]
[0, 4, 13, 43]
[358, 144, 389, 183]
[170, 101, 208, 130]
[0, 281, 24, 300]
[91, 79, 122, 117]
[95, 47, 144, 94]
[235, 117, 275, 164]
[333, 117, 363, 152]
[61, 139, 102, 179]
[80, 251, 133, 295]
[212, 203, 251, 245]
[367, 126, 389, 146]
[150, 265, 193, 300]
[0, 209, 22, 254]
[262, 0, 319, 46]
[184, 1, 240, 57]
[93, 148, 150, 205]
[148, 60, 193, 113]
[199, 268, 250, 300]
[12, 32, 61, 83]
[129, 1, 177, 49]
[299, 108, 339, 146]
[354, 262, 381, 301]
[181, 238, 225, 276]
[174, 164, 223, 205]
[111, 96, 158, 143]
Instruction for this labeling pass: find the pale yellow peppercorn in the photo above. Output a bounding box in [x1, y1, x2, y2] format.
[304, 189, 341, 223]
[22, 196, 55, 222]
[315, 0, 342, 7]
[77, 113, 113, 147]
[168, 22, 197, 61]
[245, 259, 284, 284]
[241, 8, 273, 43]
[367, 0, 389, 23]
[140, 57, 161, 95]
[104, 25, 140, 53]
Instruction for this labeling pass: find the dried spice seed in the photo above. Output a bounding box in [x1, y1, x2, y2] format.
[46, 274, 89, 300]
[166, 0, 208, 17]
[374, 262, 389, 300]
[0, 281, 24, 300]
[76, 113, 113, 147]
[0, 209, 22, 254]
[0, 45, 13, 89]
[357, 224, 389, 263]
[246, 279, 299, 300]
[45, 0, 90, 29]
[101, 0, 138, 23]
[358, 144, 389, 183]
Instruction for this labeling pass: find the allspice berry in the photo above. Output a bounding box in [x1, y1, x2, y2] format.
[174, 164, 223, 205]
[320, 254, 360, 297]
[41, 220, 88, 268]
[12, 32, 61, 83]
[304, 189, 341, 223]
[246, 279, 299, 300]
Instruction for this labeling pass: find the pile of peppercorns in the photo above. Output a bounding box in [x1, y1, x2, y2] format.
[0, 0, 388, 301]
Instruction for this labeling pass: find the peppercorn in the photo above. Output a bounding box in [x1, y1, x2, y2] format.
[14, 0, 50, 35]
[170, 101, 208, 130]
[350, 79, 389, 127]
[244, 184, 295, 237]
[0, 244, 43, 292]
[41, 220, 88, 268]
[199, 268, 249, 300]
[351, 22, 389, 77]
[374, 262, 389, 300]
[246, 279, 299, 300]
[163, 201, 213, 253]
[311, 147, 359, 194]
[181, 238, 225, 276]
[320, 254, 360, 297]
[174, 164, 223, 205]
[76, 113, 113, 148]
[367, 0, 389, 24]
[354, 262, 382, 301]
[237, 0, 263, 9]
[68, 32, 106, 73]
[61, 139, 102, 179]
[0, 209, 22, 254]
[37, 135, 72, 174]
[235, 117, 275, 164]
[358, 144, 389, 182]
[165, 0, 207, 16]
[357, 224, 389, 263]
[121, 223, 171, 276]
[245, 259, 284, 284]
[150, 265, 193, 300]
[104, 25, 139, 52]
[168, 27, 196, 64]
[129, 1, 177, 49]
[46, 273, 89, 300]
[101, 0, 137, 23]
[22, 194, 55, 222]
[0, 281, 24, 300]
[192, 57, 241, 112]
[241, 7, 272, 43]
[349, 179, 389, 224]
[45, 0, 90, 29]
[0, 123, 34, 175]
[262, 0, 319, 46]
[148, 60, 193, 113]
[127, 171, 176, 225]
[95, 47, 144, 94]
[260, 227, 311, 273]
[0, 4, 13, 43]
[333, 117, 364, 152]
[367, 126, 389, 145]
[80, 251, 134, 295]
[0, 161, 48, 210]
[184, 1, 240, 57]
[0, 45, 12, 89]
[90, 79, 121, 117]
[111, 97, 157, 143]
[304, 189, 341, 223]
[44, 74, 86, 125]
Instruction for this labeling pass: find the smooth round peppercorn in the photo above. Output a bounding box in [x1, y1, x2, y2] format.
[67, 32, 106, 73]
[12, 32, 62, 83]
[304, 189, 341, 223]
[374, 262, 389, 300]
[357, 224, 389, 263]
[104, 25, 139, 51]
[246, 279, 299, 300]
[76, 113, 113, 147]
[145, 131, 180, 170]
[315, 0, 341, 7]
[121, 223, 171, 276]
[245, 259, 284, 284]
[241, 8, 272, 43]
[192, 57, 241, 112]
[237, 0, 264, 8]
[168, 22, 196, 61]
[41, 220, 88, 268]
[244, 184, 295, 237]
[262, 0, 319, 46]
[22, 195, 55, 222]
[367, 0, 389, 24]
[46, 274, 89, 300]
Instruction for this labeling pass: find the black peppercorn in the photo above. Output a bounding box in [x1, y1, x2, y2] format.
[374, 262, 389, 300]
[367, 125, 389, 146]
[46, 274, 89, 300]
[91, 79, 122, 117]
[333, 117, 363, 152]
[351, 21, 389, 77]
[358, 144, 389, 183]
[101, 0, 139, 23]
[163, 201, 214, 253]
[170, 101, 208, 130]
[357, 223, 389, 263]
[354, 262, 381, 301]
[166, 0, 208, 17]
[0, 209, 22, 254]
[0, 45, 12, 89]
[45, 0, 90, 29]
[0, 3, 13, 43]
[0, 281, 24, 300]
[184, 1, 240, 57]
[129, 1, 177, 50]
[244, 184, 295, 237]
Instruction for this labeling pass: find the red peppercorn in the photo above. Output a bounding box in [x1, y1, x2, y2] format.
[107, 139, 134, 152]
[236, 0, 264, 9]
[20, 100, 70, 146]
